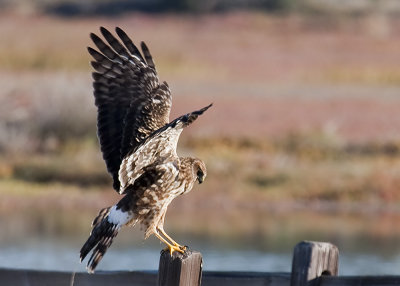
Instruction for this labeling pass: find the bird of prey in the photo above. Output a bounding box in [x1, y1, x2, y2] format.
[79, 27, 211, 273]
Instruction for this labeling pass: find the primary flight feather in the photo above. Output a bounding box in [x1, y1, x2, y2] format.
[80, 27, 211, 273]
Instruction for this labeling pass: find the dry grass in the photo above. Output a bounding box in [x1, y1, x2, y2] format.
[188, 136, 400, 204]
[0, 12, 400, 80]
[1, 134, 400, 248]
[3, 134, 400, 205]
[0, 71, 95, 153]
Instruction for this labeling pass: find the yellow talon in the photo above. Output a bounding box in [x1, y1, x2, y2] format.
[165, 244, 186, 255]
[154, 230, 187, 256]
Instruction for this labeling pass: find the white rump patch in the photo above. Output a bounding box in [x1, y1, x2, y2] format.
[107, 205, 132, 226]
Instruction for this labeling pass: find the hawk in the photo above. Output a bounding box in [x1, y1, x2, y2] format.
[79, 27, 211, 273]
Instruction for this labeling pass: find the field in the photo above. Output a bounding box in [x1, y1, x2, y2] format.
[1, 10, 400, 252]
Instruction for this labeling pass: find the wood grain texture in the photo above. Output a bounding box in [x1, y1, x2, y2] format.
[158, 249, 203, 286]
[291, 241, 339, 286]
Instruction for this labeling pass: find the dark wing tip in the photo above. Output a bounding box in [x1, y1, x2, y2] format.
[100, 26, 114, 41]
[140, 41, 156, 69]
[115, 26, 129, 40]
[115, 27, 146, 63]
[204, 102, 213, 110]
[140, 41, 150, 57]
[194, 103, 213, 115]
[89, 32, 100, 42]
[179, 103, 213, 126]
[100, 26, 108, 33]
[87, 47, 105, 63]
[100, 27, 113, 41]
[87, 46, 96, 57]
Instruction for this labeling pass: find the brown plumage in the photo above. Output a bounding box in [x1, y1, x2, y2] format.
[79, 27, 211, 273]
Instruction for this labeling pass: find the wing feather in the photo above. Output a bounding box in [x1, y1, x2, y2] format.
[140, 42, 156, 70]
[115, 27, 146, 63]
[90, 33, 123, 64]
[118, 104, 212, 194]
[100, 27, 132, 60]
[89, 27, 172, 191]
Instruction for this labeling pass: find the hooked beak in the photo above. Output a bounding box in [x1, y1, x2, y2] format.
[198, 176, 204, 184]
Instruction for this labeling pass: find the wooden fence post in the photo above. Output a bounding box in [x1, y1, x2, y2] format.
[290, 241, 339, 286]
[158, 248, 203, 286]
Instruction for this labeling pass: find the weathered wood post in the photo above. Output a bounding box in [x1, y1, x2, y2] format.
[158, 248, 203, 286]
[290, 241, 339, 286]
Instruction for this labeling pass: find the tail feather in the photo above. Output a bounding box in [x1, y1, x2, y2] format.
[92, 207, 111, 227]
[87, 222, 119, 273]
[80, 207, 120, 273]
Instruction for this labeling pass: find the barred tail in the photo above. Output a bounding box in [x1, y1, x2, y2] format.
[80, 207, 120, 273]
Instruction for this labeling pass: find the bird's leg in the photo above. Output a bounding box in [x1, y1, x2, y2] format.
[153, 229, 184, 255]
[157, 212, 186, 251]
[157, 226, 185, 250]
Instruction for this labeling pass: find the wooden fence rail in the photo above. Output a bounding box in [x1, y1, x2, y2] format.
[1, 241, 399, 286]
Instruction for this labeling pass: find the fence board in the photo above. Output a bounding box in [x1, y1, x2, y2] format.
[320, 276, 400, 286]
[0, 269, 292, 286]
[0, 268, 73, 286]
[0, 269, 157, 286]
[2, 268, 400, 286]
[158, 249, 203, 286]
[2, 240, 400, 286]
[202, 271, 290, 286]
[291, 241, 339, 286]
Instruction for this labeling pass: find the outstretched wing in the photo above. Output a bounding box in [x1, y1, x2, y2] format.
[119, 104, 212, 194]
[89, 27, 172, 191]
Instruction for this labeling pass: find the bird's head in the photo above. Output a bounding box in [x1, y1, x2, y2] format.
[194, 159, 207, 184]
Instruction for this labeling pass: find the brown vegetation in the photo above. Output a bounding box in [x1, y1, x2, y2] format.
[1, 11, 400, 243]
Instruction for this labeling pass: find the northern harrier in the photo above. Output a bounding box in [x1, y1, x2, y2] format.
[80, 27, 211, 273]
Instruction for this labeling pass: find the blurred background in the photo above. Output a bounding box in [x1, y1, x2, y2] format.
[1, 0, 400, 275]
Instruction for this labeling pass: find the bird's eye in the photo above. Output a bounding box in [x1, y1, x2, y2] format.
[196, 169, 205, 184]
